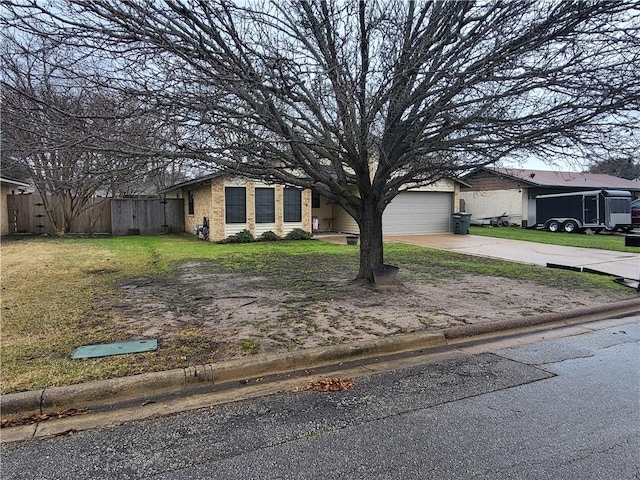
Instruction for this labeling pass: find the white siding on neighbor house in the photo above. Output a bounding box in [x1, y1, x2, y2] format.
[382, 191, 453, 234]
[459, 189, 525, 225]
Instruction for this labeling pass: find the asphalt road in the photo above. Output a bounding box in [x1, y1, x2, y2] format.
[2, 317, 638, 480]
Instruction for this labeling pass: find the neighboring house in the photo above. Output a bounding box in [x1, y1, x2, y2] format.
[460, 167, 640, 227]
[162, 172, 465, 240]
[1, 177, 33, 236]
[160, 174, 312, 241]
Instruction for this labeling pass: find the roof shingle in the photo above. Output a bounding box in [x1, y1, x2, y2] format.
[488, 167, 640, 190]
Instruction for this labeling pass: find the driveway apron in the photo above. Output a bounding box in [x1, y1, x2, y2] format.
[385, 234, 640, 281]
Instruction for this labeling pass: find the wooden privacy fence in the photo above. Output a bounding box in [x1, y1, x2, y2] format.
[5, 194, 183, 235]
[110, 198, 184, 235]
[6, 194, 111, 235]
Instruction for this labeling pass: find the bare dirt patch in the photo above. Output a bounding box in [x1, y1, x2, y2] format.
[5, 237, 633, 395]
[113, 259, 632, 358]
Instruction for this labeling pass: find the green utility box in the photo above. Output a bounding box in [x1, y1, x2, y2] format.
[452, 213, 472, 234]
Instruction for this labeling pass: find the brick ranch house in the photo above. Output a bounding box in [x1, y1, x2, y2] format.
[161, 173, 466, 241]
[160, 174, 312, 241]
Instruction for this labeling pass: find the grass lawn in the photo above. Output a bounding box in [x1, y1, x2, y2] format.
[0, 235, 352, 394]
[1, 234, 633, 394]
[469, 226, 638, 253]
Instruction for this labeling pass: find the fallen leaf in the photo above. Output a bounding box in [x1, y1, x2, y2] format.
[1, 408, 89, 428]
[306, 378, 354, 393]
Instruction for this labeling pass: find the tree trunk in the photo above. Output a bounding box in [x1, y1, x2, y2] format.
[356, 200, 384, 282]
[47, 194, 74, 235]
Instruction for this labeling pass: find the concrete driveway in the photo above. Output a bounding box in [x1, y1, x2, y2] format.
[385, 234, 640, 281]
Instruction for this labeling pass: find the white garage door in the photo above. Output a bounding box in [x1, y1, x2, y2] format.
[382, 192, 453, 234]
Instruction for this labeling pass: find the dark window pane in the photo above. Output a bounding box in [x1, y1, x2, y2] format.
[255, 188, 275, 223]
[188, 191, 194, 215]
[312, 190, 320, 209]
[225, 187, 246, 223]
[284, 187, 302, 222]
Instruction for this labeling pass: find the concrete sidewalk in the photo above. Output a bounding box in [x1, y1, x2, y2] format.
[386, 234, 640, 281]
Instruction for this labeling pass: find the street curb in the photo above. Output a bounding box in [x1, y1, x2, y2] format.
[2, 298, 639, 419]
[1, 330, 446, 418]
[443, 297, 640, 339]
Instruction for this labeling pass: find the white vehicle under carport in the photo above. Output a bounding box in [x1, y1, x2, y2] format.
[535, 189, 633, 233]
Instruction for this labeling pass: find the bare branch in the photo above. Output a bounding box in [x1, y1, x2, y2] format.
[3, 0, 638, 275]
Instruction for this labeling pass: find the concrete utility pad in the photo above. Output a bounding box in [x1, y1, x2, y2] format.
[386, 234, 640, 281]
[71, 339, 158, 359]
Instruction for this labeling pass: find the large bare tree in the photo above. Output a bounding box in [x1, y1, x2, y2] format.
[4, 0, 639, 278]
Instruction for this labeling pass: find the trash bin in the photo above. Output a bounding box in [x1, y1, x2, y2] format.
[452, 213, 472, 234]
[346, 235, 359, 245]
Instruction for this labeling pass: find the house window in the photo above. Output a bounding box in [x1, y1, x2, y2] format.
[312, 190, 320, 209]
[187, 191, 195, 215]
[284, 187, 302, 222]
[255, 188, 275, 223]
[225, 187, 246, 223]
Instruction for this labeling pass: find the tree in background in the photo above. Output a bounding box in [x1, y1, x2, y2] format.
[588, 156, 640, 180]
[4, 1, 639, 278]
[1, 34, 184, 233]
[0, 146, 31, 182]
